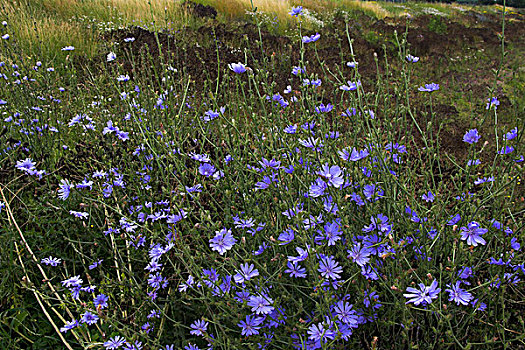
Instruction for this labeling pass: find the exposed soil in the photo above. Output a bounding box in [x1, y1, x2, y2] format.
[95, 10, 524, 164]
[102, 12, 524, 88]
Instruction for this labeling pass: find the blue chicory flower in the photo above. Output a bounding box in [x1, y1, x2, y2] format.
[302, 33, 320, 44]
[463, 129, 480, 144]
[209, 228, 237, 255]
[289, 6, 303, 17]
[459, 221, 487, 246]
[418, 83, 439, 92]
[404, 280, 441, 306]
[486, 97, 500, 110]
[406, 54, 420, 62]
[41, 256, 62, 266]
[228, 62, 247, 74]
[107, 52, 117, 62]
[445, 282, 473, 306]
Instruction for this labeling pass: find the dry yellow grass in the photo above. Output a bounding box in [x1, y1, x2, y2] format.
[294, 0, 393, 19]
[335, 0, 391, 19]
[290, 0, 337, 13]
[0, 0, 192, 60]
[244, 0, 295, 26]
[102, 0, 183, 23]
[31, 0, 182, 24]
[209, 0, 290, 19]
[1, 0, 395, 62]
[202, 0, 298, 30]
[244, 0, 292, 16]
[204, 0, 247, 19]
[212, 0, 391, 24]
[0, 1, 98, 59]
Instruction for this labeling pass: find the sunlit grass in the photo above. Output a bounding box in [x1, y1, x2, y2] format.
[2, 0, 519, 64]
[0, 1, 98, 61]
[0, 0, 195, 61]
[213, 0, 392, 21]
[27, 0, 182, 24]
[336, 0, 391, 19]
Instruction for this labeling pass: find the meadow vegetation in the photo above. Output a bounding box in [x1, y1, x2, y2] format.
[0, 1, 524, 349]
[2, 0, 521, 61]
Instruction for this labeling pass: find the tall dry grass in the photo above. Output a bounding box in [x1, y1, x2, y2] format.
[30, 0, 184, 25]
[0, 0, 396, 63]
[0, 0, 194, 61]
[337, 0, 391, 19]
[0, 1, 98, 61]
[209, 0, 292, 24]
[213, 0, 392, 23]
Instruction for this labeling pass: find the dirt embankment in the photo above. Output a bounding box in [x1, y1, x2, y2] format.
[94, 9, 523, 163]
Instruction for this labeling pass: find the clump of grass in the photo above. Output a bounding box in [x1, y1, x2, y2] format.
[427, 16, 448, 34]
